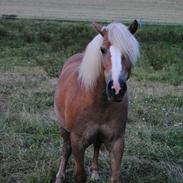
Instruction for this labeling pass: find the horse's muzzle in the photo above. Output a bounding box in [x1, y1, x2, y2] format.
[106, 79, 127, 102]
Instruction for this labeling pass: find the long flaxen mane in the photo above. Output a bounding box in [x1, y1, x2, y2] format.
[79, 22, 140, 89]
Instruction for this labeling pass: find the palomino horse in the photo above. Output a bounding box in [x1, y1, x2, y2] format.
[54, 20, 140, 183]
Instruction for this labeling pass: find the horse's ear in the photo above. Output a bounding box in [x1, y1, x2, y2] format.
[128, 20, 138, 34]
[92, 22, 106, 37]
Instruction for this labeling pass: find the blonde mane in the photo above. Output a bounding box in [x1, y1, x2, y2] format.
[107, 23, 140, 64]
[79, 22, 140, 89]
[78, 34, 103, 89]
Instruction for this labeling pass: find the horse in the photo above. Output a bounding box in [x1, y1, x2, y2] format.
[54, 20, 140, 183]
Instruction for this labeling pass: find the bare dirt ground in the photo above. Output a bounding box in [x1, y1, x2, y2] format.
[0, 0, 183, 24]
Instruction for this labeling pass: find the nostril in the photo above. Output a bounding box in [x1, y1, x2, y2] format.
[107, 80, 115, 95]
[121, 81, 127, 91]
[100, 46, 107, 54]
[119, 81, 127, 96]
[108, 80, 113, 90]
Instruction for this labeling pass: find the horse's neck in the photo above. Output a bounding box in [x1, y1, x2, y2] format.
[89, 73, 106, 100]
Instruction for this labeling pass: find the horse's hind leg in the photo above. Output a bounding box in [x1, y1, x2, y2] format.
[90, 141, 100, 181]
[55, 127, 72, 183]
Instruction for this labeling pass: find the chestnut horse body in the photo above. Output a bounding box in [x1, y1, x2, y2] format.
[54, 21, 140, 183]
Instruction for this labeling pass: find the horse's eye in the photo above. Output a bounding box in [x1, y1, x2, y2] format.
[100, 47, 107, 54]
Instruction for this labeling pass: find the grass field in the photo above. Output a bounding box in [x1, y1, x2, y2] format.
[0, 0, 183, 24]
[0, 19, 183, 183]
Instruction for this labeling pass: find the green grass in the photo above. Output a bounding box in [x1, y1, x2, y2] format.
[0, 19, 183, 84]
[0, 19, 183, 183]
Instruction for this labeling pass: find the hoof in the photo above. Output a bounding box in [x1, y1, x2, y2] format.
[55, 174, 65, 183]
[90, 170, 100, 181]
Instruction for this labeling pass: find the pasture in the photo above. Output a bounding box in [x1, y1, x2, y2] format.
[0, 19, 183, 183]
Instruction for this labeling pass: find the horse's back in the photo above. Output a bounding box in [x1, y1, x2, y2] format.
[62, 53, 83, 71]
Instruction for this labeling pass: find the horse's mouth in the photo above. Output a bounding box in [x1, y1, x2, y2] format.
[107, 95, 123, 102]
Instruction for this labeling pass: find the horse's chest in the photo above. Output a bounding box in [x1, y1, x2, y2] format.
[80, 121, 125, 147]
[92, 103, 125, 122]
[78, 106, 126, 143]
[69, 96, 128, 143]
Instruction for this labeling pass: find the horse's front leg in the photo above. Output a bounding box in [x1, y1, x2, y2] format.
[55, 128, 72, 183]
[71, 133, 86, 183]
[110, 137, 124, 183]
[90, 141, 101, 180]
